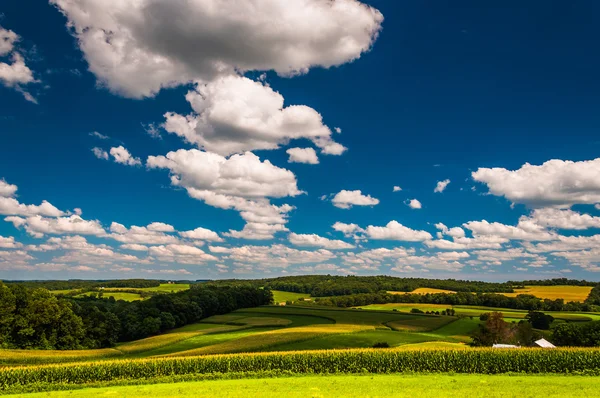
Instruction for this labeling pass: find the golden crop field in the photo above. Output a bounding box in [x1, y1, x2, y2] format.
[500, 285, 593, 302]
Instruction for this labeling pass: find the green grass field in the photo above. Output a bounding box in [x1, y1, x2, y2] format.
[272, 290, 311, 303]
[16, 374, 600, 398]
[1, 303, 598, 368]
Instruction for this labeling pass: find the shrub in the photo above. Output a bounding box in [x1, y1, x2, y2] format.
[372, 342, 390, 348]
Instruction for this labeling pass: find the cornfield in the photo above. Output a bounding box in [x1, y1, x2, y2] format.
[1, 348, 599, 390]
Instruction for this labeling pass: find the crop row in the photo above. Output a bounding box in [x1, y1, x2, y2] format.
[1, 348, 600, 390]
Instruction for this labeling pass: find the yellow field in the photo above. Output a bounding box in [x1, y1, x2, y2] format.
[411, 288, 456, 294]
[501, 285, 592, 302]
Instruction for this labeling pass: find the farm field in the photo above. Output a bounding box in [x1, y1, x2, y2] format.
[75, 291, 143, 301]
[500, 285, 593, 302]
[272, 290, 311, 303]
[356, 303, 600, 322]
[16, 374, 600, 398]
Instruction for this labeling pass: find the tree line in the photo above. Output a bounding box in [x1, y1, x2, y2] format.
[310, 291, 598, 312]
[206, 275, 516, 296]
[0, 281, 272, 350]
[4, 279, 164, 291]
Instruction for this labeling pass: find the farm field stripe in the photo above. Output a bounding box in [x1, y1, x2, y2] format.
[1, 348, 600, 390]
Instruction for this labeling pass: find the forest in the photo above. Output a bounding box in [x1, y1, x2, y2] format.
[0, 281, 272, 350]
[206, 275, 517, 296]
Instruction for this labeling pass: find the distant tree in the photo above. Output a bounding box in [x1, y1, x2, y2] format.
[373, 342, 390, 348]
[410, 308, 424, 314]
[526, 311, 554, 330]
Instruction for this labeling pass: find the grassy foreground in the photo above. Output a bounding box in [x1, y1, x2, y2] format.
[17, 374, 600, 398]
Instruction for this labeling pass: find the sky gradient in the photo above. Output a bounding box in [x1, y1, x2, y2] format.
[1, 0, 600, 281]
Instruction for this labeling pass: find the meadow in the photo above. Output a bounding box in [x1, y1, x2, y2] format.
[49, 283, 191, 302]
[13, 374, 600, 398]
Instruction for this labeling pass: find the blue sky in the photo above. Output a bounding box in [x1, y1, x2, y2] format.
[1, 0, 600, 281]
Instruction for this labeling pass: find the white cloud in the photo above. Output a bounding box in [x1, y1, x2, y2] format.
[407, 199, 422, 209]
[0, 235, 22, 249]
[334, 127, 342, 134]
[146, 222, 175, 232]
[332, 222, 365, 238]
[148, 149, 301, 237]
[225, 222, 288, 241]
[463, 219, 556, 242]
[89, 131, 109, 139]
[393, 186, 402, 192]
[366, 220, 432, 242]
[109, 222, 179, 245]
[51, 0, 383, 98]
[216, 244, 335, 268]
[148, 244, 217, 264]
[0, 197, 64, 217]
[179, 226, 223, 242]
[434, 179, 450, 193]
[289, 233, 354, 250]
[286, 147, 319, 165]
[0, 26, 38, 103]
[331, 190, 379, 209]
[526, 208, 600, 230]
[523, 235, 600, 253]
[6, 215, 105, 237]
[0, 179, 18, 197]
[120, 243, 149, 251]
[148, 149, 302, 199]
[472, 158, 600, 208]
[110, 146, 141, 166]
[0, 27, 18, 56]
[392, 253, 465, 272]
[92, 147, 109, 160]
[164, 76, 345, 156]
[0, 53, 35, 87]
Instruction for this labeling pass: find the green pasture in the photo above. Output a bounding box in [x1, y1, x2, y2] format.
[17, 374, 600, 398]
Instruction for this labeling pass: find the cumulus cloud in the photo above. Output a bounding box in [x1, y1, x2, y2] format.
[393, 186, 402, 192]
[51, 0, 383, 98]
[0, 235, 22, 249]
[0, 27, 18, 56]
[0, 26, 38, 103]
[463, 219, 557, 242]
[214, 244, 335, 268]
[148, 244, 217, 264]
[434, 179, 450, 193]
[286, 147, 319, 164]
[366, 220, 432, 242]
[109, 222, 179, 245]
[110, 146, 141, 166]
[407, 199, 422, 209]
[6, 215, 105, 238]
[224, 222, 288, 241]
[92, 147, 109, 160]
[0, 180, 18, 197]
[473, 158, 600, 208]
[148, 149, 301, 239]
[289, 233, 354, 250]
[0, 180, 65, 217]
[179, 226, 223, 242]
[332, 222, 365, 238]
[148, 149, 302, 199]
[526, 208, 600, 230]
[331, 190, 379, 209]
[164, 76, 345, 156]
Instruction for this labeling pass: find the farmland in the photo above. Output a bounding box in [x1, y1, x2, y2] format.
[501, 285, 593, 302]
[2, 278, 600, 396]
[13, 374, 600, 397]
